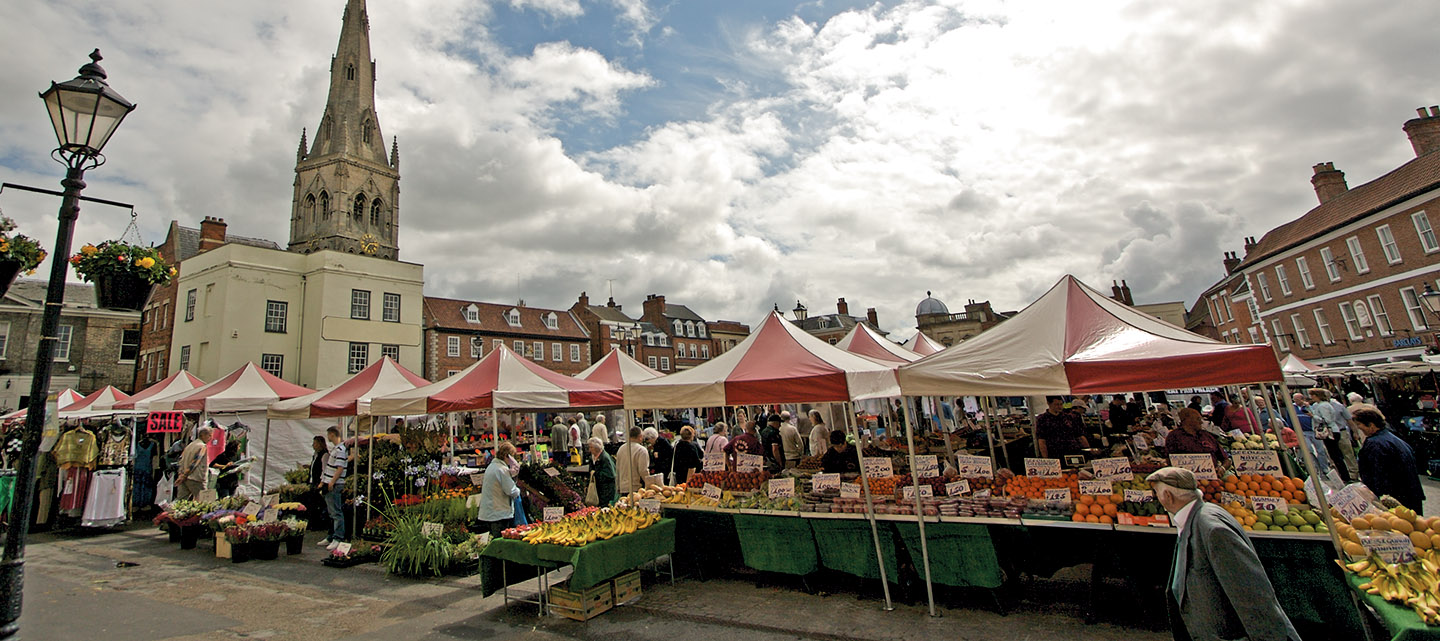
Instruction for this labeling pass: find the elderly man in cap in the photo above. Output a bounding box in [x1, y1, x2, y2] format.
[1147, 467, 1299, 641]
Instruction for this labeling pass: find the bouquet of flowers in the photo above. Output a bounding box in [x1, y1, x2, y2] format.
[223, 524, 253, 544]
[68, 240, 175, 286]
[200, 509, 250, 533]
[280, 517, 307, 536]
[0, 217, 46, 274]
[248, 522, 292, 542]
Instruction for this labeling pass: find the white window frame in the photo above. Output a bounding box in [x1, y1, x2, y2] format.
[1313, 308, 1335, 345]
[645, 334, 655, 347]
[552, 342, 562, 362]
[532, 341, 544, 361]
[260, 353, 284, 378]
[513, 340, 525, 355]
[673, 319, 683, 335]
[1247, 327, 1260, 344]
[470, 337, 483, 358]
[544, 313, 559, 330]
[447, 336, 460, 357]
[1401, 286, 1428, 330]
[179, 345, 191, 371]
[1296, 257, 1315, 290]
[701, 344, 709, 358]
[1345, 237, 1370, 274]
[570, 344, 581, 362]
[1414, 211, 1439, 253]
[54, 324, 73, 361]
[1291, 313, 1311, 348]
[493, 339, 503, 352]
[348, 342, 368, 374]
[1275, 265, 1291, 296]
[1271, 319, 1290, 351]
[690, 343, 699, 358]
[660, 356, 670, 371]
[1319, 247, 1341, 282]
[447, 370, 460, 378]
[1337, 302, 1363, 341]
[0, 320, 9, 359]
[382, 292, 401, 323]
[265, 300, 288, 333]
[647, 356, 658, 369]
[185, 289, 197, 321]
[463, 305, 480, 323]
[697, 324, 707, 338]
[1246, 298, 1260, 324]
[381, 344, 400, 361]
[1376, 225, 1402, 264]
[506, 309, 522, 327]
[1367, 294, 1394, 336]
[119, 328, 140, 362]
[1255, 273, 1272, 301]
[351, 289, 371, 320]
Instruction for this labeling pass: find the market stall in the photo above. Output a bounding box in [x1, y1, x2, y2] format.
[902, 331, 945, 357]
[1, 388, 83, 424]
[111, 370, 206, 413]
[57, 385, 131, 420]
[835, 323, 920, 364]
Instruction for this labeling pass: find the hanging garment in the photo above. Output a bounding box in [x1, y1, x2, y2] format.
[58, 467, 92, 515]
[81, 468, 127, 528]
[206, 428, 227, 464]
[98, 428, 131, 467]
[154, 471, 174, 505]
[53, 427, 100, 469]
[133, 439, 158, 506]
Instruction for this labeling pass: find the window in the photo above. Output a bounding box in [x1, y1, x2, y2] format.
[1401, 287, 1428, 330]
[673, 319, 683, 335]
[53, 324, 73, 361]
[162, 302, 169, 329]
[1368, 295, 1394, 336]
[447, 370, 461, 377]
[660, 357, 670, 371]
[353, 193, 366, 221]
[701, 344, 709, 358]
[265, 300, 288, 333]
[305, 193, 316, 221]
[351, 290, 371, 320]
[1414, 212, 1439, 252]
[505, 309, 521, 327]
[1271, 320, 1290, 351]
[470, 337, 483, 358]
[1274, 265, 1291, 296]
[686, 321, 696, 337]
[1291, 314, 1311, 348]
[447, 336, 460, 357]
[260, 353, 283, 378]
[119, 329, 140, 362]
[1247, 327, 1260, 344]
[544, 313, 558, 330]
[1296, 257, 1314, 290]
[150, 305, 160, 331]
[463, 305, 480, 323]
[348, 342, 369, 373]
[179, 345, 191, 371]
[1246, 298, 1260, 324]
[0, 321, 8, 358]
[1345, 237, 1370, 274]
[1205, 298, 1218, 325]
[1313, 309, 1335, 345]
[689, 344, 698, 358]
[382, 293, 401, 323]
[1338, 302, 1363, 340]
[570, 344, 581, 362]
[345, 63, 355, 81]
[492, 339, 503, 352]
[552, 343, 562, 362]
[1320, 247, 1341, 282]
[658, 335, 668, 347]
[675, 341, 683, 355]
[533, 341, 544, 361]
[370, 198, 383, 227]
[1377, 225, 1403, 264]
[381, 344, 400, 361]
[644, 334, 654, 347]
[513, 340, 525, 355]
[1255, 273, 1272, 301]
[648, 356, 658, 369]
[185, 289, 197, 321]
[697, 324, 707, 338]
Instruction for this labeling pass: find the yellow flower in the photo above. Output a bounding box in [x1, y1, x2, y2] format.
[137, 257, 155, 269]
[80, 244, 98, 256]
[168, 267, 178, 276]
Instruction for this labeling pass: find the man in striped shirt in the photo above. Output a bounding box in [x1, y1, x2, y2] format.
[317, 426, 348, 549]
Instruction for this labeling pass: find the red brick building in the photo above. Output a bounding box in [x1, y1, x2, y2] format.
[422, 297, 591, 378]
[639, 294, 715, 372]
[569, 292, 675, 371]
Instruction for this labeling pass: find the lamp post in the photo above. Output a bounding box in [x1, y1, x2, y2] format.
[0, 49, 134, 638]
[1421, 284, 1440, 327]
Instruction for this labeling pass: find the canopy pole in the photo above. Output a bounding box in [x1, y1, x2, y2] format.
[366, 415, 378, 533]
[1276, 381, 1345, 558]
[847, 401, 893, 611]
[899, 397, 937, 617]
[259, 418, 272, 492]
[939, 397, 956, 471]
[982, 397, 1004, 471]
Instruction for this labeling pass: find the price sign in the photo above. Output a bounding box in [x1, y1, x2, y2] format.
[335, 542, 353, 556]
[1091, 457, 1132, 481]
[974, 489, 991, 498]
[1362, 531, 1418, 563]
[812, 473, 840, 492]
[1024, 458, 1062, 478]
[544, 467, 560, 477]
[737, 453, 763, 473]
[901, 485, 935, 500]
[261, 509, 278, 523]
[261, 494, 279, 507]
[1124, 488, 1155, 504]
[1234, 450, 1282, 475]
[543, 507, 565, 522]
[1220, 491, 1245, 505]
[1249, 496, 1289, 513]
[840, 483, 861, 499]
[1044, 488, 1072, 503]
[1079, 480, 1113, 496]
[1330, 484, 1379, 522]
[146, 411, 185, 433]
[955, 455, 993, 478]
[241, 503, 261, 517]
[638, 498, 661, 514]
[862, 457, 894, 479]
[913, 455, 940, 478]
[421, 522, 444, 537]
[197, 489, 219, 503]
[702, 483, 722, 500]
[1131, 434, 1149, 450]
[767, 478, 796, 499]
[704, 452, 726, 472]
[1168, 453, 1219, 480]
[945, 480, 970, 496]
[469, 473, 483, 487]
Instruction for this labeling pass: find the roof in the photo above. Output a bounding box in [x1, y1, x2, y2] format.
[707, 320, 750, 333]
[916, 294, 949, 316]
[587, 304, 636, 324]
[5, 280, 97, 308]
[175, 224, 280, 261]
[794, 313, 867, 333]
[662, 303, 705, 322]
[1239, 151, 1440, 269]
[370, 344, 621, 413]
[424, 297, 589, 340]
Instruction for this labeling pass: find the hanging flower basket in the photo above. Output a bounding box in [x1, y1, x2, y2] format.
[69, 240, 174, 311]
[0, 217, 48, 299]
[93, 272, 153, 311]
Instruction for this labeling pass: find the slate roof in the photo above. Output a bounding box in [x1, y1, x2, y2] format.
[175, 225, 280, 261]
[588, 305, 636, 324]
[662, 303, 705, 322]
[424, 297, 589, 339]
[5, 279, 97, 308]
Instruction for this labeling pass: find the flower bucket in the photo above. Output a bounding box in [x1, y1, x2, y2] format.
[231, 542, 251, 563]
[0, 260, 21, 299]
[285, 535, 304, 555]
[179, 526, 200, 550]
[166, 525, 181, 544]
[252, 540, 281, 560]
[94, 272, 153, 311]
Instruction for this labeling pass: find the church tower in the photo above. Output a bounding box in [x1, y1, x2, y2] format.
[289, 0, 400, 259]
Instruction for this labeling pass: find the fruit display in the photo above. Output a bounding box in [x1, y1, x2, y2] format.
[719, 494, 802, 511]
[685, 470, 771, 491]
[1005, 473, 1079, 499]
[1216, 474, 1307, 503]
[1250, 506, 1326, 533]
[797, 455, 822, 471]
[510, 506, 660, 546]
[1225, 432, 1283, 450]
[957, 496, 1027, 519]
[1114, 476, 1163, 518]
[1339, 506, 1439, 558]
[1341, 550, 1440, 625]
[1070, 494, 1119, 524]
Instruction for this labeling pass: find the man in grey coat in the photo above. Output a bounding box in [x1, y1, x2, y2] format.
[1146, 467, 1300, 641]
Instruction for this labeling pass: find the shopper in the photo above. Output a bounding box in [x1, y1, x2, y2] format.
[643, 427, 674, 483]
[1187, 395, 1204, 415]
[1328, 393, 1361, 482]
[705, 422, 730, 457]
[576, 413, 591, 443]
[317, 426, 349, 549]
[1208, 391, 1228, 426]
[615, 427, 650, 495]
[807, 410, 830, 457]
[588, 438, 617, 506]
[479, 442, 522, 539]
[1036, 396, 1089, 459]
[591, 414, 609, 444]
[1223, 393, 1261, 435]
[210, 440, 242, 499]
[761, 415, 785, 473]
[724, 420, 762, 468]
[1107, 395, 1132, 437]
[1290, 394, 1334, 476]
[550, 417, 571, 465]
[175, 426, 212, 501]
[1307, 388, 1350, 483]
[1164, 408, 1230, 468]
[308, 436, 327, 486]
[821, 431, 859, 474]
[780, 411, 804, 468]
[672, 426, 704, 484]
[1353, 405, 1425, 515]
[1146, 467, 1300, 640]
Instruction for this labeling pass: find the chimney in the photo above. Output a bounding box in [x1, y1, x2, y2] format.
[1111, 280, 1124, 301]
[1310, 162, 1349, 204]
[1120, 280, 1134, 306]
[1223, 251, 1241, 275]
[836, 297, 849, 316]
[643, 294, 665, 321]
[792, 300, 808, 321]
[1403, 106, 1440, 157]
[1245, 236, 1259, 253]
[198, 216, 227, 253]
[866, 307, 879, 328]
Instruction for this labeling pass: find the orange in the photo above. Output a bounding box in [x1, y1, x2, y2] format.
[1098, 514, 1113, 524]
[1071, 513, 1086, 522]
[1080, 495, 1096, 505]
[1085, 514, 1100, 523]
[1075, 503, 1090, 516]
[1259, 482, 1272, 492]
[1224, 481, 1238, 492]
[1103, 504, 1118, 516]
[1110, 494, 1124, 504]
[1294, 490, 1307, 503]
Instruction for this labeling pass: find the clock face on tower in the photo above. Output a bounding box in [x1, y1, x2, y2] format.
[360, 233, 379, 254]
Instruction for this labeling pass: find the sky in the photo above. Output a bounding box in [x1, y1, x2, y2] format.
[0, 0, 1436, 340]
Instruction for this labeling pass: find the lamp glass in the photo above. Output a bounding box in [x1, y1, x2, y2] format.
[42, 82, 132, 155]
[1423, 287, 1440, 315]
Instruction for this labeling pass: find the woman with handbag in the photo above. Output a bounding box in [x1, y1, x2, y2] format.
[588, 438, 617, 506]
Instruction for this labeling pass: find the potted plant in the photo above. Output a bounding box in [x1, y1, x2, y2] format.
[249, 522, 288, 560]
[68, 240, 175, 310]
[222, 525, 253, 563]
[282, 518, 308, 555]
[0, 217, 46, 298]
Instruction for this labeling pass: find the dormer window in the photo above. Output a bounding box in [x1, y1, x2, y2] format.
[673, 319, 683, 335]
[505, 308, 522, 327]
[544, 312, 559, 330]
[462, 304, 480, 323]
[697, 324, 707, 338]
[645, 334, 655, 347]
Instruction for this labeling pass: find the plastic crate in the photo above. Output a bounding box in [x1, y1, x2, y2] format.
[549, 581, 614, 621]
[612, 571, 642, 605]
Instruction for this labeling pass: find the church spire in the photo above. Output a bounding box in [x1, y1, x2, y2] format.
[390, 136, 399, 170]
[296, 128, 307, 163]
[309, 0, 387, 165]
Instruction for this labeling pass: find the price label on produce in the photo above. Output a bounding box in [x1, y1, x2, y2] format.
[812, 473, 840, 492]
[1124, 488, 1155, 504]
[1079, 480, 1113, 496]
[974, 489, 991, 498]
[840, 483, 861, 499]
[702, 483, 722, 500]
[862, 457, 894, 479]
[913, 455, 940, 478]
[1234, 450, 1282, 475]
[261, 494, 279, 507]
[955, 455, 993, 478]
[1220, 491, 1245, 505]
[638, 499, 661, 514]
[901, 485, 935, 500]
[421, 522, 444, 537]
[704, 452, 726, 472]
[261, 509, 278, 523]
[1044, 488, 1072, 503]
[1330, 484, 1379, 522]
[1361, 531, 1418, 563]
[241, 503, 261, 517]
[768, 478, 796, 499]
[1168, 453, 1219, 480]
[1024, 458, 1062, 478]
[543, 507, 565, 523]
[469, 473, 483, 487]
[1091, 457, 1132, 481]
[946, 480, 970, 497]
[335, 542, 352, 556]
[737, 453, 763, 473]
[197, 490, 219, 503]
[1131, 434, 1149, 451]
[544, 467, 560, 477]
[1249, 496, 1288, 513]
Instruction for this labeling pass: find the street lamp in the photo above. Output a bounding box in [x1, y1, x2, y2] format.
[0, 49, 134, 639]
[1421, 284, 1440, 326]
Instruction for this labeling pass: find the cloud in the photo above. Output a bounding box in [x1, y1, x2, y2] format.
[509, 0, 583, 20]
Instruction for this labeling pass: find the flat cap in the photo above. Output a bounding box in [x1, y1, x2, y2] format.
[1145, 466, 1198, 491]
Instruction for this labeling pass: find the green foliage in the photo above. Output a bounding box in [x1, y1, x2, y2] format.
[69, 240, 174, 285]
[380, 515, 455, 577]
[0, 217, 46, 273]
[283, 464, 311, 485]
[394, 497, 472, 525]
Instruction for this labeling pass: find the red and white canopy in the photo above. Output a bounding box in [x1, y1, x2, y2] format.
[898, 275, 1284, 396]
[836, 323, 919, 364]
[59, 385, 132, 418]
[112, 371, 206, 412]
[625, 312, 900, 409]
[2, 388, 84, 421]
[903, 331, 945, 356]
[268, 357, 430, 419]
[370, 344, 622, 414]
[147, 362, 313, 413]
[576, 347, 664, 387]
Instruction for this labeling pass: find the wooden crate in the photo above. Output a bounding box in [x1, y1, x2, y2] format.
[549, 581, 614, 621]
[612, 571, 642, 605]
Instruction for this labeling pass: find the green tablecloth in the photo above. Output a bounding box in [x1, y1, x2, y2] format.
[1348, 574, 1440, 641]
[533, 518, 677, 590]
[733, 513, 818, 575]
[1252, 538, 1362, 636]
[894, 521, 1002, 589]
[809, 519, 900, 582]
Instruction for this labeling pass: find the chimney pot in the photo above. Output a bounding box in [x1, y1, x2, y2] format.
[1404, 106, 1440, 157]
[1311, 162, 1349, 204]
[1431, 105, 1440, 117]
[1420, 108, 1431, 118]
[836, 297, 849, 316]
[866, 307, 879, 328]
[198, 216, 228, 253]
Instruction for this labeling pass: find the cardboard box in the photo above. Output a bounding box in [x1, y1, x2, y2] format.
[549, 581, 614, 621]
[612, 571, 642, 604]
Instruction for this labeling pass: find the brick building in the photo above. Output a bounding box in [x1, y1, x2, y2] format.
[707, 319, 751, 354]
[790, 298, 882, 344]
[569, 292, 674, 371]
[639, 294, 715, 371]
[1192, 255, 1266, 346]
[423, 297, 591, 379]
[0, 281, 140, 411]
